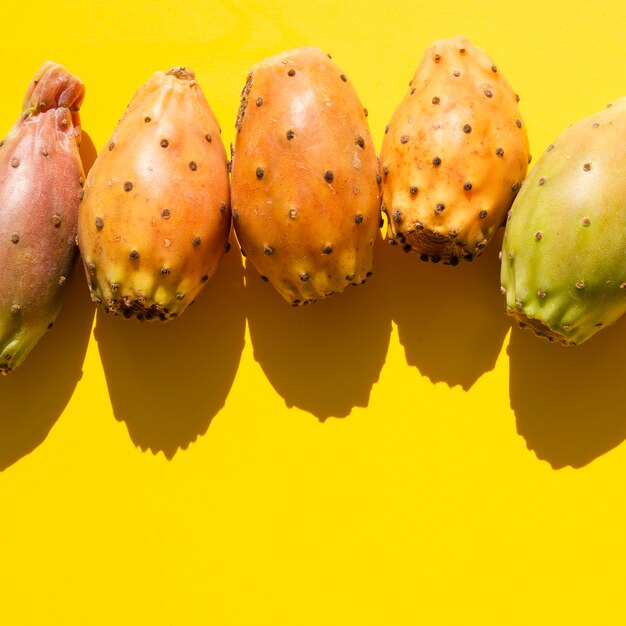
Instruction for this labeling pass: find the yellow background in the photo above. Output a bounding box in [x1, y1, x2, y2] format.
[1, 0, 626, 624]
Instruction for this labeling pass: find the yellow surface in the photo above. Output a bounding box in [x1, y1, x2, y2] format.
[1, 1, 625, 624]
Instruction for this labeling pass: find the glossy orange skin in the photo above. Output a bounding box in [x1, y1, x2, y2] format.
[78, 68, 231, 320]
[0, 62, 84, 372]
[380, 36, 530, 264]
[231, 47, 381, 305]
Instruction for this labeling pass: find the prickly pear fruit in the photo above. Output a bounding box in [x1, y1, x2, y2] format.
[500, 98, 626, 346]
[78, 68, 231, 321]
[230, 46, 381, 306]
[0, 62, 85, 373]
[379, 36, 530, 264]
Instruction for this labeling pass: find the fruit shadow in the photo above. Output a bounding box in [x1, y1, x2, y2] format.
[0, 269, 94, 471]
[94, 238, 246, 459]
[244, 235, 392, 420]
[508, 317, 626, 469]
[378, 228, 510, 390]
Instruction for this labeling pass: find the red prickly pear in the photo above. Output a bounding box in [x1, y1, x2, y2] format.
[501, 98, 626, 345]
[0, 62, 85, 373]
[230, 47, 381, 306]
[379, 36, 530, 265]
[77, 67, 231, 321]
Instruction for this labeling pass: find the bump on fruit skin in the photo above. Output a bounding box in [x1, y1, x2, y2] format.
[231, 46, 381, 306]
[500, 98, 626, 345]
[77, 67, 231, 321]
[379, 36, 530, 265]
[0, 62, 85, 373]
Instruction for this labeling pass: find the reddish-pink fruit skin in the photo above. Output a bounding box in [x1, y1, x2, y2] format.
[0, 62, 85, 373]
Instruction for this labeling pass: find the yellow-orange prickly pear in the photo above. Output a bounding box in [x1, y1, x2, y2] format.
[0, 62, 85, 373]
[231, 47, 381, 306]
[78, 67, 231, 321]
[379, 36, 530, 265]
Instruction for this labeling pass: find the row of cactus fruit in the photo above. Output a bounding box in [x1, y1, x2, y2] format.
[0, 37, 624, 373]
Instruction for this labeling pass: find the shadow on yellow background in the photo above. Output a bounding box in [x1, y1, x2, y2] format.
[245, 233, 392, 419]
[509, 316, 626, 469]
[0, 268, 93, 471]
[376, 225, 510, 390]
[94, 235, 246, 459]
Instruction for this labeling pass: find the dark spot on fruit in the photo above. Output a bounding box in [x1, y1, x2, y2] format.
[463, 124, 472, 133]
[87, 262, 96, 273]
[496, 147, 504, 157]
[516, 119, 522, 128]
[41, 148, 49, 156]
[322, 245, 333, 254]
[356, 136, 365, 149]
[432, 96, 440, 104]
[538, 177, 546, 185]
[300, 272, 310, 282]
[435, 203, 445, 214]
[256, 166, 264, 179]
[453, 71, 461, 77]
[434, 53, 441, 62]
[410, 87, 416, 95]
[324, 170, 334, 182]
[192, 236, 201, 247]
[10, 158, 19, 168]
[463, 181, 472, 191]
[491, 65, 498, 72]
[111, 282, 120, 291]
[516, 95, 521, 102]
[355, 213, 364, 224]
[256, 97, 263, 106]
[393, 209, 403, 223]
[582, 217, 591, 226]
[376, 174, 382, 185]
[264, 245, 273, 256]
[260, 275, 269, 282]
[288, 69, 296, 76]
[484, 89, 492, 97]
[583, 163, 591, 172]
[161, 208, 171, 219]
[108, 142, 115, 150]
[364, 108, 369, 117]
[124, 181, 133, 192]
[431, 255, 441, 263]
[161, 268, 171, 276]
[286, 130, 295, 140]
[160, 139, 169, 148]
[340, 73, 347, 81]
[189, 161, 197, 171]
[400, 135, 409, 144]
[420, 253, 429, 261]
[534, 231, 543, 241]
[176, 293, 185, 300]
[538, 290, 546, 298]
[414, 221, 423, 230]
[10, 233, 19, 244]
[479, 210, 488, 219]
[219, 202, 227, 213]
[225, 242, 231, 253]
[144, 116, 151, 123]
[384, 124, 390, 134]
[432, 156, 441, 166]
[10, 304, 20, 314]
[130, 249, 140, 260]
[289, 209, 298, 219]
[205, 133, 212, 142]
[382, 166, 389, 176]
[547, 144, 555, 152]
[512, 182, 521, 192]
[410, 186, 418, 195]
[576, 280, 585, 289]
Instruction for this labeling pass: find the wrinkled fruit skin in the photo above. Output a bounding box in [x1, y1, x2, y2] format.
[500, 98, 626, 346]
[231, 46, 381, 305]
[0, 62, 85, 373]
[78, 68, 231, 321]
[379, 36, 530, 264]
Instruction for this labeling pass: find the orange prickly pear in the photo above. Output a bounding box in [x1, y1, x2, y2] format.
[77, 67, 231, 321]
[0, 62, 85, 373]
[230, 46, 381, 306]
[379, 36, 530, 265]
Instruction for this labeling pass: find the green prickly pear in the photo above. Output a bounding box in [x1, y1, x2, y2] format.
[230, 46, 381, 306]
[379, 36, 530, 264]
[0, 62, 85, 373]
[500, 98, 626, 345]
[77, 67, 231, 321]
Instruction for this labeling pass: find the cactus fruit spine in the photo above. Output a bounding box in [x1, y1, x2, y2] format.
[379, 36, 530, 264]
[230, 47, 381, 305]
[77, 68, 231, 321]
[500, 98, 626, 345]
[0, 62, 85, 373]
